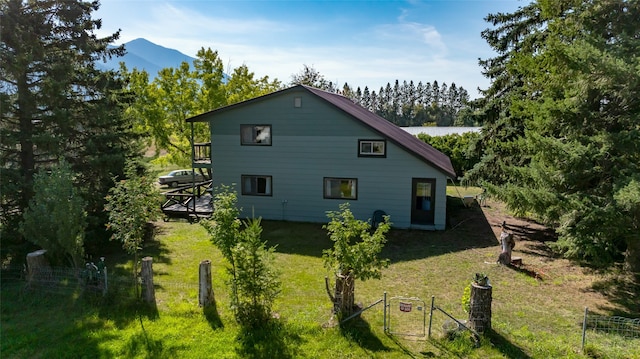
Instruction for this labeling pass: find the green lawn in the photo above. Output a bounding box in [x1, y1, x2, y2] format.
[2, 194, 638, 358]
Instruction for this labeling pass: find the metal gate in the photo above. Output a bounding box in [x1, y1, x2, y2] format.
[384, 294, 427, 337]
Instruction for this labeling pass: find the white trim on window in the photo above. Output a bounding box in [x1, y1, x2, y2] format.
[358, 139, 386, 157]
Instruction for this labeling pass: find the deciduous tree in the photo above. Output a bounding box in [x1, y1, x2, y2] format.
[323, 203, 391, 318]
[20, 160, 86, 268]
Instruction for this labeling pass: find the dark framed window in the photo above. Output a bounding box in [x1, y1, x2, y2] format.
[324, 178, 357, 200]
[241, 175, 272, 196]
[358, 139, 386, 157]
[241, 125, 271, 145]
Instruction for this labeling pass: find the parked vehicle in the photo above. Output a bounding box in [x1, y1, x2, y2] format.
[158, 170, 205, 187]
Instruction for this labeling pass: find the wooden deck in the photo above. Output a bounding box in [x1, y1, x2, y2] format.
[161, 181, 213, 222]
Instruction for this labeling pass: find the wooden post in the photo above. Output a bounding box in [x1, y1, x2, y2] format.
[26, 249, 52, 285]
[199, 260, 214, 307]
[468, 282, 492, 334]
[141, 257, 155, 304]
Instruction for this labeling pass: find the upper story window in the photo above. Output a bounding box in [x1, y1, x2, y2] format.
[324, 178, 357, 200]
[358, 139, 386, 157]
[241, 125, 271, 145]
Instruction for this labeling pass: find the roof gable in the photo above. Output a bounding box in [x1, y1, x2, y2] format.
[187, 85, 456, 178]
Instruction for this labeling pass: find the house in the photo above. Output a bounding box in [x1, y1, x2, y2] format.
[186, 85, 456, 230]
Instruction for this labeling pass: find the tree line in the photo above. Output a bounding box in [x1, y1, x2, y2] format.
[291, 65, 477, 127]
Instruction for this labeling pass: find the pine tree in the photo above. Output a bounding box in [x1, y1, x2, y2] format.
[1, 0, 136, 242]
[465, 0, 640, 271]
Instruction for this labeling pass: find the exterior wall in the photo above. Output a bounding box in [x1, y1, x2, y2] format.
[207, 88, 449, 229]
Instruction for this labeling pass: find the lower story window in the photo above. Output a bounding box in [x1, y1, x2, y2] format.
[324, 178, 357, 199]
[242, 175, 272, 196]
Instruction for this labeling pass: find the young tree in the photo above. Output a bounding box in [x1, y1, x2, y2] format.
[1, 0, 136, 243]
[20, 160, 86, 268]
[232, 217, 281, 328]
[104, 162, 159, 280]
[323, 203, 391, 318]
[200, 186, 280, 327]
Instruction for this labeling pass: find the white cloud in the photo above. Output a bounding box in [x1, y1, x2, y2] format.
[95, 0, 491, 98]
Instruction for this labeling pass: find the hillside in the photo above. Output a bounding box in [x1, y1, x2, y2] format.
[97, 38, 195, 77]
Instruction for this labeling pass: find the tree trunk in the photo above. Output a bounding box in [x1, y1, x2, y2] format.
[497, 230, 514, 265]
[624, 238, 640, 273]
[199, 260, 214, 307]
[141, 257, 155, 304]
[26, 249, 52, 285]
[333, 272, 355, 317]
[468, 282, 492, 334]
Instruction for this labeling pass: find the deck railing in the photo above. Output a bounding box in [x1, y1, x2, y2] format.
[161, 180, 213, 221]
[193, 142, 211, 164]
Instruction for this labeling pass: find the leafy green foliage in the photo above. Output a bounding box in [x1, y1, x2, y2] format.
[322, 203, 391, 281]
[200, 186, 280, 327]
[123, 50, 282, 167]
[20, 160, 86, 268]
[233, 218, 281, 328]
[417, 132, 481, 177]
[200, 185, 242, 264]
[104, 162, 159, 275]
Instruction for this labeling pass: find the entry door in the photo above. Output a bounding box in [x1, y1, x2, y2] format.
[411, 178, 435, 225]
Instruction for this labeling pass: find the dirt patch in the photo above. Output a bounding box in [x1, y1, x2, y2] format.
[473, 198, 638, 318]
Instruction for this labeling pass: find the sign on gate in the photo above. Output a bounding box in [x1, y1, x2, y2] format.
[385, 295, 427, 337]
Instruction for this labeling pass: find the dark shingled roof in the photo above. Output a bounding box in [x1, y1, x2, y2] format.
[187, 85, 456, 178]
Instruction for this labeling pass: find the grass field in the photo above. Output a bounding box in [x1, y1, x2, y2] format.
[2, 190, 639, 358]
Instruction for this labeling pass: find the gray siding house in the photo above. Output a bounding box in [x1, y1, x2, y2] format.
[187, 85, 456, 230]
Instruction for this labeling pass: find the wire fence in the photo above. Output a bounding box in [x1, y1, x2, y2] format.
[582, 307, 640, 353]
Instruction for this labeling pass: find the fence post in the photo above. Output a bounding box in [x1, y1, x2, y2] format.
[428, 296, 435, 338]
[199, 260, 214, 307]
[103, 267, 108, 296]
[383, 291, 387, 332]
[582, 307, 588, 352]
[141, 257, 155, 304]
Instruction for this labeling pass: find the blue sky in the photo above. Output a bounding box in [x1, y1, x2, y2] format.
[95, 0, 528, 98]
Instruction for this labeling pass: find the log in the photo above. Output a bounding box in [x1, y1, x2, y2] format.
[199, 260, 214, 307]
[26, 249, 52, 285]
[468, 282, 492, 334]
[140, 257, 155, 304]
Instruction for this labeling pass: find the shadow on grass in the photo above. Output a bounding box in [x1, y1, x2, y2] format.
[260, 196, 497, 263]
[235, 320, 303, 359]
[339, 316, 391, 354]
[590, 272, 640, 318]
[486, 328, 532, 359]
[203, 300, 223, 329]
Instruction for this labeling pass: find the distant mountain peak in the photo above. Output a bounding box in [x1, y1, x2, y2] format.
[98, 38, 195, 78]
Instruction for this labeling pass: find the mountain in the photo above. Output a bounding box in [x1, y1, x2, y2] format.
[98, 38, 196, 77]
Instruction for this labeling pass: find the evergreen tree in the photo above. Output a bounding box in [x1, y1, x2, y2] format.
[465, 0, 640, 270]
[1, 0, 137, 242]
